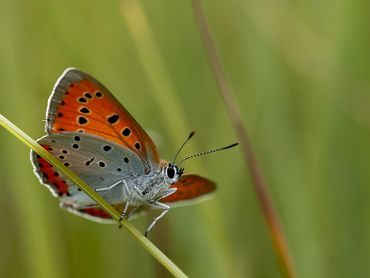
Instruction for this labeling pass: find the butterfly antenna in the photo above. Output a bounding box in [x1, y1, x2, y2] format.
[177, 142, 239, 165]
[173, 131, 196, 163]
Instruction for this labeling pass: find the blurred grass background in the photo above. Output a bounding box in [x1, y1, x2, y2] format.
[1, 0, 370, 277]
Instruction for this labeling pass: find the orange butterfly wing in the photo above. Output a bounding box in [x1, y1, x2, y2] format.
[46, 68, 159, 172]
[161, 174, 216, 204]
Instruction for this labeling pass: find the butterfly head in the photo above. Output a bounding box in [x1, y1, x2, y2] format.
[163, 162, 184, 184]
[164, 131, 238, 185]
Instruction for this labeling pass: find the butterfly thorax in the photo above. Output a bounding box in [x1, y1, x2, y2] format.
[124, 160, 182, 207]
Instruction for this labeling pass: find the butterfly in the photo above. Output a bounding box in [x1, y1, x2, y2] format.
[30, 68, 237, 236]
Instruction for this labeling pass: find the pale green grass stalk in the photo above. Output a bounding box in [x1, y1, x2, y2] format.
[0, 113, 187, 278]
[191, 1, 296, 277]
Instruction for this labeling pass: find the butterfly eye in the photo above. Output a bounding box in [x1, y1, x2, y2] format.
[166, 167, 175, 179]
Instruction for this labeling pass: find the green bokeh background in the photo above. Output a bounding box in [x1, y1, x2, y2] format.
[1, 0, 370, 277]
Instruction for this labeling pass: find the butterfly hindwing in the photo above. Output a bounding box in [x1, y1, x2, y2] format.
[46, 68, 160, 172]
[31, 132, 145, 209]
[31, 153, 71, 197]
[161, 174, 216, 205]
[64, 203, 148, 223]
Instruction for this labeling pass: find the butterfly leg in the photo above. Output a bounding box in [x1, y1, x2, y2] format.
[123, 185, 150, 220]
[144, 202, 170, 237]
[118, 204, 144, 229]
[117, 180, 133, 228]
[120, 201, 131, 220]
[94, 180, 122, 192]
[120, 185, 144, 221]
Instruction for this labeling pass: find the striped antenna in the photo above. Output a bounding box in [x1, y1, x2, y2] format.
[173, 131, 195, 163]
[177, 142, 239, 165]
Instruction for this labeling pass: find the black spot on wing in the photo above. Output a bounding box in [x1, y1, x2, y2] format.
[122, 128, 131, 136]
[107, 114, 119, 124]
[103, 145, 112, 152]
[78, 116, 88, 125]
[85, 157, 94, 166]
[84, 92, 92, 99]
[80, 107, 90, 114]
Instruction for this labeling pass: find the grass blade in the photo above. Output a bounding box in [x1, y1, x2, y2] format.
[0, 113, 187, 278]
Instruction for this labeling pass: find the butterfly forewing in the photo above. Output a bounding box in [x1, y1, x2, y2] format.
[46, 68, 159, 172]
